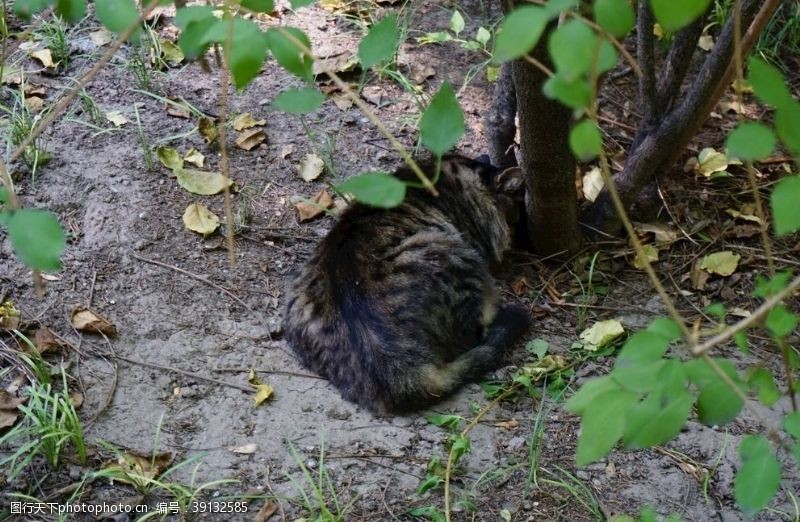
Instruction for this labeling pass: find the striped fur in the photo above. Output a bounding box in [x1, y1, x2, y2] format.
[282, 156, 530, 414]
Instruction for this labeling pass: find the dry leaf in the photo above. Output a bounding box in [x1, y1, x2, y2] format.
[632, 244, 659, 269]
[700, 251, 740, 276]
[0, 390, 26, 410]
[183, 148, 205, 168]
[69, 391, 84, 408]
[697, 34, 714, 51]
[31, 49, 57, 68]
[248, 369, 274, 406]
[332, 95, 353, 111]
[233, 113, 266, 131]
[634, 222, 679, 244]
[361, 85, 384, 105]
[0, 410, 18, 429]
[254, 501, 279, 522]
[1, 66, 22, 86]
[166, 103, 191, 119]
[297, 153, 325, 182]
[1, 301, 21, 330]
[199, 117, 218, 144]
[71, 308, 118, 336]
[175, 168, 233, 195]
[279, 144, 294, 159]
[160, 39, 184, 66]
[295, 190, 334, 221]
[410, 63, 436, 84]
[510, 276, 531, 297]
[725, 205, 763, 225]
[228, 443, 258, 454]
[24, 84, 46, 96]
[721, 99, 746, 115]
[105, 111, 129, 127]
[183, 203, 220, 235]
[101, 451, 174, 488]
[690, 262, 710, 290]
[519, 355, 568, 379]
[582, 166, 604, 202]
[89, 29, 114, 46]
[24, 96, 44, 112]
[579, 319, 625, 351]
[235, 129, 267, 151]
[34, 326, 63, 354]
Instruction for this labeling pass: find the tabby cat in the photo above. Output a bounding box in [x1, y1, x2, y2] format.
[282, 156, 530, 414]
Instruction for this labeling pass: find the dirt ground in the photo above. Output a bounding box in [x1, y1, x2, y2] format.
[1, 0, 799, 520]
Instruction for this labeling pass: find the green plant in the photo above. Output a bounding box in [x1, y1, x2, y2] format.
[133, 102, 153, 171]
[0, 369, 86, 481]
[1, 87, 51, 175]
[284, 439, 358, 522]
[35, 14, 71, 68]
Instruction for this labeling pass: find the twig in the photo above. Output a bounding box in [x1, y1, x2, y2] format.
[217, 15, 236, 266]
[690, 272, 800, 356]
[113, 354, 252, 392]
[212, 366, 323, 380]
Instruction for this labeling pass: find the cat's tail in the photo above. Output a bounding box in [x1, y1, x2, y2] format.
[383, 304, 531, 413]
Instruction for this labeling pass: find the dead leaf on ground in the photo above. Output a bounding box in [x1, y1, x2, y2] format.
[721, 99, 747, 115]
[105, 111, 129, 127]
[582, 166, 604, 202]
[233, 112, 266, 131]
[0, 390, 26, 410]
[235, 128, 267, 151]
[23, 84, 46, 96]
[248, 369, 274, 406]
[319, 0, 347, 11]
[34, 326, 64, 354]
[409, 63, 436, 84]
[89, 28, 114, 46]
[312, 52, 360, 76]
[101, 451, 174, 487]
[632, 244, 659, 269]
[696, 148, 739, 178]
[0, 301, 21, 330]
[198, 117, 218, 144]
[156, 146, 184, 170]
[279, 144, 294, 159]
[725, 204, 763, 225]
[519, 355, 568, 379]
[71, 308, 118, 337]
[183, 148, 205, 167]
[579, 319, 625, 351]
[227, 443, 258, 454]
[1, 66, 22, 86]
[361, 85, 384, 105]
[160, 39, 184, 66]
[175, 168, 233, 195]
[0, 410, 18, 429]
[697, 34, 714, 51]
[294, 190, 334, 222]
[183, 203, 220, 236]
[700, 251, 740, 276]
[690, 262, 710, 290]
[634, 222, 679, 244]
[730, 224, 761, 238]
[332, 95, 353, 111]
[297, 153, 325, 182]
[254, 501, 279, 522]
[31, 49, 57, 68]
[24, 96, 44, 112]
[166, 102, 191, 119]
[69, 391, 84, 408]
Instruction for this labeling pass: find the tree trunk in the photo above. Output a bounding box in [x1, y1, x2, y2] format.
[485, 62, 518, 169]
[513, 31, 582, 256]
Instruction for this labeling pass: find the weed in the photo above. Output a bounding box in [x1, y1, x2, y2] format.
[286, 439, 359, 521]
[133, 102, 154, 171]
[0, 86, 51, 176]
[0, 370, 86, 481]
[755, 1, 800, 73]
[78, 88, 104, 126]
[36, 15, 71, 69]
[538, 466, 604, 520]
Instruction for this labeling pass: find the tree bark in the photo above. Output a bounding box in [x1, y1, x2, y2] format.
[513, 29, 582, 256]
[584, 0, 773, 234]
[485, 62, 518, 169]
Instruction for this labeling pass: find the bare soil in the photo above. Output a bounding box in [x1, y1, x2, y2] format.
[1, 1, 799, 521]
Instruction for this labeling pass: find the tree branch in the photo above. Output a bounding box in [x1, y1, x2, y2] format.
[656, 15, 706, 115]
[485, 62, 518, 168]
[636, 1, 657, 125]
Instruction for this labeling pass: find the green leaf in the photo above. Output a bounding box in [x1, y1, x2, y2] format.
[569, 119, 602, 161]
[7, 209, 66, 271]
[425, 413, 462, 431]
[565, 375, 619, 413]
[420, 82, 464, 156]
[734, 331, 749, 353]
[646, 317, 683, 343]
[526, 338, 549, 359]
[771, 175, 800, 235]
[13, 0, 53, 19]
[409, 506, 445, 521]
[289, 0, 315, 7]
[273, 87, 325, 114]
[650, 0, 712, 32]
[734, 435, 781, 515]
[0, 186, 7, 204]
[56, 0, 86, 23]
[417, 475, 443, 495]
[696, 380, 743, 426]
[493, 6, 549, 62]
[748, 57, 792, 109]
[613, 360, 665, 393]
[746, 368, 781, 407]
[705, 302, 727, 320]
[656, 359, 689, 396]
[753, 271, 793, 298]
[450, 10, 465, 35]
[176, 8, 220, 58]
[775, 101, 800, 157]
[726, 122, 775, 161]
[594, 0, 635, 38]
[786, 412, 800, 439]
[475, 27, 491, 46]
[543, 74, 592, 109]
[576, 389, 638, 465]
[764, 304, 798, 339]
[549, 20, 596, 81]
[229, 19, 269, 89]
[174, 168, 233, 195]
[241, 0, 274, 13]
[359, 13, 398, 69]
[336, 172, 406, 208]
[266, 27, 313, 82]
[449, 434, 471, 463]
[95, 0, 139, 35]
[616, 331, 671, 364]
[623, 389, 693, 449]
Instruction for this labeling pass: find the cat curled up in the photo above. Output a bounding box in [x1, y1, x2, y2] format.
[283, 156, 530, 414]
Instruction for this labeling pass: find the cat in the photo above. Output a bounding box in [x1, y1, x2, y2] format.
[282, 155, 530, 414]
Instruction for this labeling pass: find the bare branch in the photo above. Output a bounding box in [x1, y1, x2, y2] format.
[656, 16, 706, 114]
[637, 1, 657, 124]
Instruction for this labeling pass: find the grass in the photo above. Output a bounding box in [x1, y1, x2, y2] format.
[133, 102, 154, 171]
[0, 86, 51, 176]
[285, 439, 359, 521]
[35, 15, 71, 69]
[754, 1, 800, 74]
